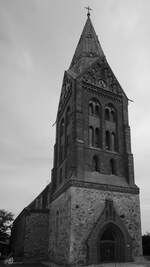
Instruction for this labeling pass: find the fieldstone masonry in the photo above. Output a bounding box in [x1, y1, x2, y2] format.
[49, 186, 142, 265]
[49, 191, 71, 263]
[70, 187, 142, 264]
[11, 186, 49, 259]
[24, 212, 49, 259]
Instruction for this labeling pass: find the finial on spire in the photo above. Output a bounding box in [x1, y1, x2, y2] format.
[85, 6, 92, 17]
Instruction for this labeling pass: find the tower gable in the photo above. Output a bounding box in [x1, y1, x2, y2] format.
[78, 57, 126, 98]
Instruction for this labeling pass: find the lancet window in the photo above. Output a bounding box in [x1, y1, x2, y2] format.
[105, 131, 111, 150]
[110, 158, 116, 175]
[89, 99, 101, 117]
[89, 126, 94, 146]
[105, 104, 116, 123]
[95, 128, 100, 147]
[92, 155, 99, 172]
[105, 104, 117, 151]
[88, 98, 101, 148]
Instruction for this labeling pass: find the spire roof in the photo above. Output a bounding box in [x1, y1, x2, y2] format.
[69, 15, 105, 75]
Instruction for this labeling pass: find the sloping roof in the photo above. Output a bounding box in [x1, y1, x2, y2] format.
[13, 184, 51, 223]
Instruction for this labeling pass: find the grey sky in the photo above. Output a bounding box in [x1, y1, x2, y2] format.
[0, 0, 150, 234]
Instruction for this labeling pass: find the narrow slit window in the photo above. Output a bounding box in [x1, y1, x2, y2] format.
[111, 132, 116, 151]
[110, 159, 116, 175]
[105, 131, 110, 150]
[111, 110, 116, 122]
[95, 105, 100, 116]
[95, 128, 100, 147]
[89, 126, 94, 146]
[92, 155, 99, 172]
[105, 108, 110, 120]
[89, 103, 94, 116]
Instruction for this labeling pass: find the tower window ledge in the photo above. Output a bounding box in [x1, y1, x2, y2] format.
[76, 139, 84, 144]
[105, 149, 119, 155]
[89, 146, 102, 151]
[89, 115, 101, 119]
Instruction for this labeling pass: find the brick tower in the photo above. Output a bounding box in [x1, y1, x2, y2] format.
[49, 12, 142, 265]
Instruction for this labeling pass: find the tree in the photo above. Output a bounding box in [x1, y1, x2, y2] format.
[0, 209, 14, 242]
[142, 232, 150, 255]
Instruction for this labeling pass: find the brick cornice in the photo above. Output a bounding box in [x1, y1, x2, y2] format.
[82, 82, 122, 103]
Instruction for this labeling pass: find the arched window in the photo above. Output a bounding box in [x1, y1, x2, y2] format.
[89, 102, 94, 115]
[60, 119, 64, 136]
[95, 104, 100, 116]
[89, 126, 94, 146]
[111, 110, 116, 122]
[89, 99, 101, 117]
[66, 107, 71, 127]
[105, 108, 110, 120]
[92, 155, 99, 172]
[95, 128, 100, 147]
[105, 131, 110, 150]
[111, 132, 116, 151]
[105, 104, 116, 122]
[110, 159, 116, 175]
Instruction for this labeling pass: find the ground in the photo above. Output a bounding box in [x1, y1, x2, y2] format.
[1, 261, 150, 267]
[0, 263, 45, 267]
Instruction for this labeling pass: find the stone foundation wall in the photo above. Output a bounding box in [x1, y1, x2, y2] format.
[48, 189, 71, 264]
[70, 186, 142, 265]
[24, 212, 49, 259]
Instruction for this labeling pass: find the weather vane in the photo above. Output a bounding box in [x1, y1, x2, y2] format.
[85, 6, 93, 17]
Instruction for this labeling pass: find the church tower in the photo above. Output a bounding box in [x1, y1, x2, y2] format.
[49, 12, 142, 265]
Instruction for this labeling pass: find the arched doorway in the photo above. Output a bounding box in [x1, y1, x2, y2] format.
[98, 223, 125, 263]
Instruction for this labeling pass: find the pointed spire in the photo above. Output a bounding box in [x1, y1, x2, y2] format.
[69, 14, 105, 75]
